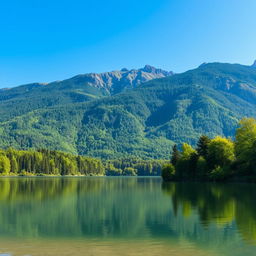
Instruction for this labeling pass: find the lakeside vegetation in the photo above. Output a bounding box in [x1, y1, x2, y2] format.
[1, 117, 255, 179]
[162, 118, 256, 182]
[0, 148, 166, 176]
[0, 148, 104, 176]
[105, 158, 167, 176]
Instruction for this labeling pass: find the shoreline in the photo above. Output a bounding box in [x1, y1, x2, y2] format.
[162, 176, 256, 183]
[0, 175, 159, 178]
[1, 175, 256, 184]
[0, 174, 105, 178]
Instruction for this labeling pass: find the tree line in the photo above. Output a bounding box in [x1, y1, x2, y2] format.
[0, 148, 105, 176]
[0, 148, 167, 176]
[162, 118, 256, 182]
[105, 158, 167, 176]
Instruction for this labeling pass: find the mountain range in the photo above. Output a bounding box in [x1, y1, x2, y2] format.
[0, 62, 256, 159]
[0, 65, 172, 122]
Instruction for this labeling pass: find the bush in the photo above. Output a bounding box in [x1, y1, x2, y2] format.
[161, 164, 176, 182]
[196, 156, 208, 179]
[123, 167, 137, 176]
[209, 166, 228, 181]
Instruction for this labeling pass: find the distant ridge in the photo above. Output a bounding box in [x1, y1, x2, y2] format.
[67, 65, 173, 94]
[1, 65, 173, 95]
[0, 65, 173, 124]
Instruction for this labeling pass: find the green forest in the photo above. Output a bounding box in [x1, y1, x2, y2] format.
[162, 118, 256, 182]
[0, 148, 166, 176]
[0, 63, 256, 159]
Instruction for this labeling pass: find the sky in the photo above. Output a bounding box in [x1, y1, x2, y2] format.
[0, 0, 256, 87]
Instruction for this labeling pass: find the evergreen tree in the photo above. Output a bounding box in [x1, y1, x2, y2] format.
[171, 145, 180, 166]
[197, 135, 211, 158]
[188, 152, 199, 178]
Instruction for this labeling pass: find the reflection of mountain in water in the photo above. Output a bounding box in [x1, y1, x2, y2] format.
[0, 178, 255, 248]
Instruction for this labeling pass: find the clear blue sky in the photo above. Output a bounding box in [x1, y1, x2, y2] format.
[0, 0, 256, 87]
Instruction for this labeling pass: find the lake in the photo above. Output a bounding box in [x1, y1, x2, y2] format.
[0, 177, 255, 256]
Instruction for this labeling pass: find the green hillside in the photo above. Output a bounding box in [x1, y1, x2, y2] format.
[0, 65, 171, 122]
[0, 63, 256, 159]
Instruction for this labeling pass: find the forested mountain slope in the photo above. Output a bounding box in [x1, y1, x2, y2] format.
[0, 62, 256, 159]
[0, 65, 172, 122]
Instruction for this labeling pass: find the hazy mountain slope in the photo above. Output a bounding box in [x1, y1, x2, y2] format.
[0, 63, 256, 159]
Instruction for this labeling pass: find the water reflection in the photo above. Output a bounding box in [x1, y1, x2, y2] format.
[0, 177, 255, 250]
[0, 177, 170, 239]
[162, 182, 256, 244]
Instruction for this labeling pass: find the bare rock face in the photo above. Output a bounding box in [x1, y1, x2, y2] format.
[0, 65, 174, 104]
[69, 65, 174, 94]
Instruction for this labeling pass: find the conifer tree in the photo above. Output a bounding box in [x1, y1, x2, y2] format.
[197, 135, 211, 158]
[171, 144, 180, 166]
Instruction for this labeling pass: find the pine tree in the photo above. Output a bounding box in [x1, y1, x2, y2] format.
[197, 135, 211, 158]
[171, 145, 180, 166]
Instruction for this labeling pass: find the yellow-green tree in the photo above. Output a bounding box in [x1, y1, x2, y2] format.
[207, 136, 235, 169]
[0, 155, 11, 175]
[176, 143, 197, 179]
[235, 118, 256, 173]
[181, 143, 196, 159]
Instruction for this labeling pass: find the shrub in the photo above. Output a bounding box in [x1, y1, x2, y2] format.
[161, 163, 176, 182]
[209, 166, 229, 181]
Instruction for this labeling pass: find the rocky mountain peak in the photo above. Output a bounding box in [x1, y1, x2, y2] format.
[74, 65, 174, 94]
[142, 65, 157, 73]
[3, 65, 174, 97]
[141, 65, 173, 76]
[121, 68, 129, 72]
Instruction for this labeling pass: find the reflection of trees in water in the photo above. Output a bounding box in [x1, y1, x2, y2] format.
[0, 178, 103, 204]
[0, 178, 171, 238]
[162, 182, 256, 244]
[0, 178, 255, 246]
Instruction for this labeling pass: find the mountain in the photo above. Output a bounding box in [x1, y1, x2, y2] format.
[69, 65, 173, 94]
[0, 62, 256, 159]
[0, 65, 172, 122]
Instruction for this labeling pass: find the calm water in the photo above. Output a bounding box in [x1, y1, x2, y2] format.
[0, 177, 255, 256]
